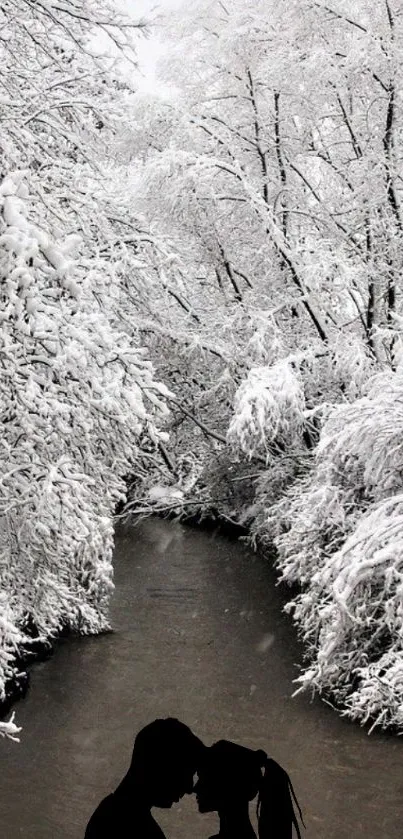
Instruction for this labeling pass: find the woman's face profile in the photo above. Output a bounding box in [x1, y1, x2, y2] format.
[194, 744, 261, 814]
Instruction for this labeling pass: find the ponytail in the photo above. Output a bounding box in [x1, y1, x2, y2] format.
[255, 752, 304, 839]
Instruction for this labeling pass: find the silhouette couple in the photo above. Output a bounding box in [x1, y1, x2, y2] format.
[85, 718, 304, 838]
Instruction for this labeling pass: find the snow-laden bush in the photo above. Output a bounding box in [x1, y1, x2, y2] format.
[286, 495, 403, 730]
[265, 370, 403, 729]
[227, 360, 306, 460]
[0, 713, 21, 743]
[0, 171, 168, 707]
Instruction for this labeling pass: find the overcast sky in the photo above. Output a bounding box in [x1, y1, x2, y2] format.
[121, 0, 184, 90]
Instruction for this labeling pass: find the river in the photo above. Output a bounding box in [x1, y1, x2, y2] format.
[1, 517, 403, 838]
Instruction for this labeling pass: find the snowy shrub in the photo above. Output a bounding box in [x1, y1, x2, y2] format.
[267, 370, 403, 729]
[227, 360, 306, 460]
[331, 333, 374, 400]
[0, 713, 21, 743]
[287, 495, 403, 730]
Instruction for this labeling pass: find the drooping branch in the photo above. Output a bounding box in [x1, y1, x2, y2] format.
[167, 396, 227, 444]
[137, 320, 230, 362]
[163, 285, 201, 323]
[273, 91, 288, 240]
[219, 244, 242, 301]
[246, 69, 269, 206]
[334, 90, 362, 159]
[158, 441, 178, 477]
[383, 83, 403, 235]
[384, 0, 394, 31]
[382, 75, 402, 341]
[275, 246, 328, 342]
[233, 266, 253, 289]
[365, 213, 376, 356]
[314, 3, 367, 34]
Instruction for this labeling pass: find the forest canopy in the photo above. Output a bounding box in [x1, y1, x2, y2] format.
[2, 0, 403, 737]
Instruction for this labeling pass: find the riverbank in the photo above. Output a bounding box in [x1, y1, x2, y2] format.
[1, 632, 58, 724]
[133, 501, 403, 742]
[0, 624, 111, 726]
[0, 511, 248, 727]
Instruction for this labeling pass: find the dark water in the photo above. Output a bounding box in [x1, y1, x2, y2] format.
[1, 517, 403, 838]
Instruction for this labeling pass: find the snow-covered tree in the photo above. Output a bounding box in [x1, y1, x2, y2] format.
[3, 0, 403, 735]
[0, 2, 171, 737]
[0, 166, 169, 711]
[118, 0, 403, 731]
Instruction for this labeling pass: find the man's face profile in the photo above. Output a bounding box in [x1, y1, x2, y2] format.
[151, 758, 196, 808]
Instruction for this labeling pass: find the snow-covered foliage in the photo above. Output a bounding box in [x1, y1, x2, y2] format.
[0, 167, 168, 705]
[0, 713, 21, 743]
[261, 370, 403, 729]
[227, 361, 306, 460]
[122, 0, 398, 517]
[0, 2, 170, 722]
[118, 0, 403, 732]
[3, 0, 403, 735]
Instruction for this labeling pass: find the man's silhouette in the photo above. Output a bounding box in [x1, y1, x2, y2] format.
[85, 718, 205, 838]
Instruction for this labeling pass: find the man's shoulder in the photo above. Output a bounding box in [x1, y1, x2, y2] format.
[85, 793, 122, 837]
[84, 793, 167, 838]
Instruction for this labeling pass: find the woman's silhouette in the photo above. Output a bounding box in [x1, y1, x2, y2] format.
[194, 740, 304, 839]
[85, 717, 205, 838]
